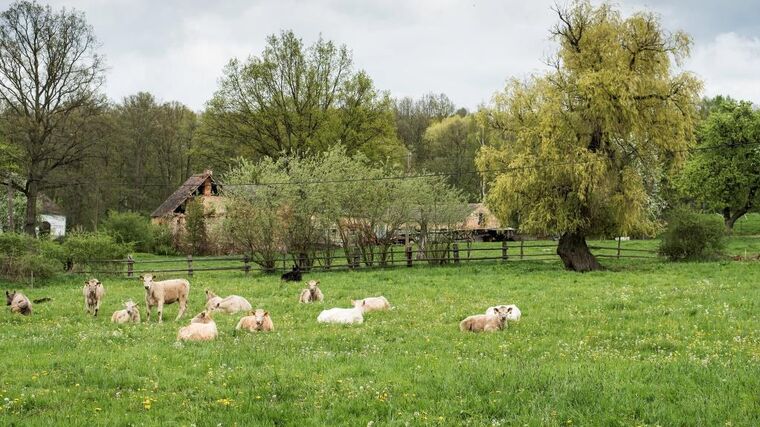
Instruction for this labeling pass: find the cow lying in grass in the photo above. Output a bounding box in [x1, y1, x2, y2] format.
[111, 300, 140, 324]
[485, 304, 521, 322]
[177, 310, 217, 341]
[281, 265, 302, 282]
[141, 274, 190, 322]
[236, 309, 274, 332]
[83, 278, 105, 317]
[299, 280, 324, 303]
[204, 289, 223, 311]
[351, 296, 390, 312]
[460, 306, 512, 332]
[213, 295, 252, 314]
[317, 301, 365, 324]
[5, 290, 32, 316]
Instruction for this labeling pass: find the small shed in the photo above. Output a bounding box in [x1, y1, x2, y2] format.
[38, 194, 66, 237]
[150, 170, 223, 229]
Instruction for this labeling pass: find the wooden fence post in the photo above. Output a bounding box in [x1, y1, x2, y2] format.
[520, 239, 524, 260]
[353, 248, 361, 268]
[243, 254, 250, 275]
[453, 242, 460, 264]
[617, 237, 621, 260]
[405, 245, 413, 267]
[325, 249, 332, 270]
[501, 240, 508, 262]
[187, 255, 193, 277]
[127, 255, 134, 278]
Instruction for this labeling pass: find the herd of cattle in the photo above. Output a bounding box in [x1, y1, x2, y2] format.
[5, 273, 522, 340]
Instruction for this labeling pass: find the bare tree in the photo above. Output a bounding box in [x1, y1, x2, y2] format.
[0, 1, 105, 234]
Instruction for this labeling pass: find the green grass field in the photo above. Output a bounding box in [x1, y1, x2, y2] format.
[1, 239, 759, 426]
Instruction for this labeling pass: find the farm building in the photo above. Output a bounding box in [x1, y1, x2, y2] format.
[150, 170, 224, 232]
[460, 203, 515, 241]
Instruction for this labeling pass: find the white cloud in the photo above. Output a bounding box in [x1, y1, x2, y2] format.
[687, 32, 760, 104]
[27, 0, 760, 110]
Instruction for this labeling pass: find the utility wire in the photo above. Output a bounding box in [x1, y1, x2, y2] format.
[6, 140, 758, 189]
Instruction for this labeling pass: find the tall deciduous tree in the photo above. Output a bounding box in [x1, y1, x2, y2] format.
[0, 0, 105, 234]
[394, 93, 456, 169]
[478, 1, 701, 271]
[202, 30, 403, 166]
[421, 114, 487, 201]
[677, 98, 760, 231]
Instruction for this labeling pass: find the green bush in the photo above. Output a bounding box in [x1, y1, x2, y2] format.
[62, 232, 132, 272]
[101, 211, 154, 252]
[150, 222, 178, 256]
[0, 233, 65, 281]
[659, 209, 725, 261]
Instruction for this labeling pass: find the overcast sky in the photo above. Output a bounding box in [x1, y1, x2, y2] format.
[17, 0, 760, 111]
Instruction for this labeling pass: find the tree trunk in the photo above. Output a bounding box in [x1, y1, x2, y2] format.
[723, 206, 749, 233]
[556, 232, 602, 272]
[24, 180, 38, 235]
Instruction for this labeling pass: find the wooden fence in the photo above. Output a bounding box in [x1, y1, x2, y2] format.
[82, 240, 659, 277]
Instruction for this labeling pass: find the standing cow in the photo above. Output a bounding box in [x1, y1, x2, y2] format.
[141, 274, 190, 322]
[83, 278, 105, 317]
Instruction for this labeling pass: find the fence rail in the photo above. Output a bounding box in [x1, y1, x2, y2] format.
[78, 239, 660, 276]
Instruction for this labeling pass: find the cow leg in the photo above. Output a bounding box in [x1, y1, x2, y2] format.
[176, 298, 187, 321]
[157, 300, 164, 323]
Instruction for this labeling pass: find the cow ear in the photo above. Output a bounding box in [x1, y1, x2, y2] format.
[139, 275, 143, 280]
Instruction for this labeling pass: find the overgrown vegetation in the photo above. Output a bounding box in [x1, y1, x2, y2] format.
[182, 199, 209, 256]
[61, 232, 132, 273]
[223, 146, 468, 270]
[0, 233, 64, 281]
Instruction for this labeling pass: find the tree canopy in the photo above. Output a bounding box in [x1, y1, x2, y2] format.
[202, 30, 404, 167]
[0, 0, 105, 234]
[677, 98, 760, 230]
[478, 0, 702, 271]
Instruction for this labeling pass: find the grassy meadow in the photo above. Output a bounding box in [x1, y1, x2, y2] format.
[1, 239, 759, 426]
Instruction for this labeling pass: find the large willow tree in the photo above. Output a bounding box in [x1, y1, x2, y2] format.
[478, 1, 701, 271]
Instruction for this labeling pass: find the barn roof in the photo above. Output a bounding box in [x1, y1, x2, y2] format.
[150, 170, 218, 218]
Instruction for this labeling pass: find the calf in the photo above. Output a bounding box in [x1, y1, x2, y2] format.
[460, 306, 512, 332]
[280, 265, 302, 282]
[111, 300, 141, 324]
[317, 302, 365, 325]
[177, 310, 217, 341]
[235, 309, 274, 332]
[351, 296, 390, 312]
[485, 304, 521, 322]
[299, 280, 324, 303]
[5, 290, 31, 316]
[142, 274, 190, 322]
[205, 289, 223, 311]
[213, 295, 253, 314]
[82, 278, 105, 317]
